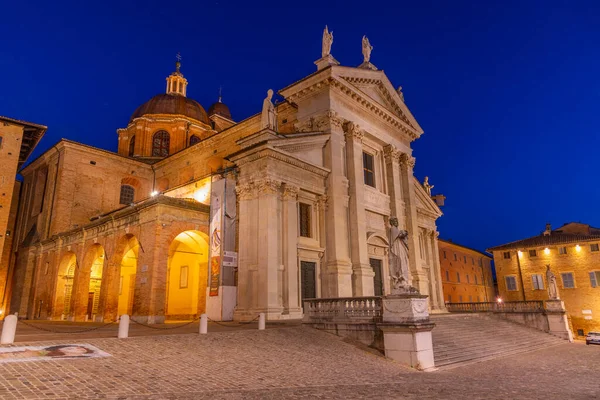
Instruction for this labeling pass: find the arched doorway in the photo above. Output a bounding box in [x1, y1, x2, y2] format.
[117, 235, 139, 317]
[166, 231, 209, 319]
[75, 244, 105, 321]
[53, 252, 76, 319]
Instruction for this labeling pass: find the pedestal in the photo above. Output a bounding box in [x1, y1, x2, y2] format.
[544, 300, 574, 342]
[314, 55, 340, 71]
[377, 294, 436, 371]
[357, 61, 378, 70]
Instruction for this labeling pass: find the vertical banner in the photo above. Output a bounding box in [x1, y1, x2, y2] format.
[209, 179, 225, 297]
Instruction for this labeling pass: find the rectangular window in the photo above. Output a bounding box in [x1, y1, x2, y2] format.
[0, 136, 3, 148]
[477, 295, 481, 302]
[532, 274, 544, 290]
[475, 275, 478, 285]
[443, 251, 447, 259]
[456, 272, 461, 283]
[503, 252, 511, 259]
[471, 257, 474, 265]
[454, 253, 457, 261]
[590, 271, 600, 288]
[445, 270, 449, 281]
[561, 272, 575, 289]
[591, 244, 599, 252]
[479, 258, 483, 267]
[468, 295, 473, 302]
[299, 203, 311, 238]
[447, 294, 452, 302]
[559, 247, 567, 255]
[180, 265, 189, 288]
[362, 152, 375, 187]
[529, 249, 537, 257]
[466, 274, 470, 284]
[459, 295, 463, 302]
[505, 276, 518, 291]
[463, 255, 467, 263]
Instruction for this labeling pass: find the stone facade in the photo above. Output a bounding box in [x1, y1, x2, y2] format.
[4, 45, 445, 322]
[489, 222, 600, 337]
[438, 239, 495, 303]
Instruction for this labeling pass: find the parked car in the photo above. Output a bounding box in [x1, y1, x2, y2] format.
[586, 332, 600, 345]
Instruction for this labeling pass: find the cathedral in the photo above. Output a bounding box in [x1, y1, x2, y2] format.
[3, 32, 445, 323]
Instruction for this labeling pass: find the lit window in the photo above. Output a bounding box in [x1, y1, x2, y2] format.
[190, 135, 201, 146]
[532, 274, 544, 290]
[456, 272, 461, 283]
[561, 272, 575, 289]
[590, 271, 600, 288]
[128, 135, 135, 157]
[591, 244, 599, 252]
[503, 252, 511, 259]
[362, 152, 375, 187]
[299, 203, 311, 238]
[119, 185, 134, 205]
[152, 131, 170, 157]
[505, 276, 518, 291]
[559, 247, 567, 255]
[529, 249, 537, 258]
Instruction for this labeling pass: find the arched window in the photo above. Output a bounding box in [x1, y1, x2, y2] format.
[119, 185, 135, 205]
[189, 135, 200, 146]
[128, 135, 135, 157]
[152, 131, 170, 157]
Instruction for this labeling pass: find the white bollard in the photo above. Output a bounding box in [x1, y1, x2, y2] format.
[118, 315, 130, 339]
[258, 313, 266, 330]
[199, 314, 208, 334]
[1, 314, 18, 344]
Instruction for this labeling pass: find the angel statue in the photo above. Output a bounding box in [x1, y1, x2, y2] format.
[322, 26, 333, 58]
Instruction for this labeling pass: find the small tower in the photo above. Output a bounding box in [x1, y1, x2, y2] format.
[165, 53, 188, 96]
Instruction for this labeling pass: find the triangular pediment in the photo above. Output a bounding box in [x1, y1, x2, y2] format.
[413, 177, 442, 219]
[270, 133, 329, 167]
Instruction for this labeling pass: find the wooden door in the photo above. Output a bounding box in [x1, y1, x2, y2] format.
[300, 261, 316, 303]
[370, 258, 383, 296]
[86, 292, 94, 320]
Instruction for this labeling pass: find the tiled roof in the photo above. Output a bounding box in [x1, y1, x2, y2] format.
[487, 232, 600, 252]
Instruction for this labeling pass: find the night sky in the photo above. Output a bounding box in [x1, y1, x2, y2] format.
[2, 0, 599, 252]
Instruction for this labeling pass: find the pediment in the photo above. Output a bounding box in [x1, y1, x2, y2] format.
[270, 133, 329, 167]
[413, 177, 442, 219]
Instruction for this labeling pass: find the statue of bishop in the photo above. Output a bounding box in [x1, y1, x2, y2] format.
[388, 217, 418, 295]
[261, 89, 277, 130]
[322, 26, 333, 58]
[546, 265, 559, 300]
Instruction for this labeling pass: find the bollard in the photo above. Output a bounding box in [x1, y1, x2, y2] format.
[258, 313, 266, 330]
[1, 314, 18, 344]
[118, 315, 130, 339]
[199, 314, 208, 334]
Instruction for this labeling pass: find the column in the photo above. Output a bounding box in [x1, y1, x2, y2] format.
[282, 185, 301, 318]
[344, 121, 374, 296]
[322, 111, 352, 297]
[399, 154, 427, 293]
[430, 231, 446, 311]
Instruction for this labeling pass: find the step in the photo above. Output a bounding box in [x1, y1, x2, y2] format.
[434, 338, 562, 360]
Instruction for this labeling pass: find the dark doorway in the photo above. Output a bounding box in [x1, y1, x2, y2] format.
[370, 258, 383, 296]
[86, 292, 94, 320]
[300, 261, 316, 303]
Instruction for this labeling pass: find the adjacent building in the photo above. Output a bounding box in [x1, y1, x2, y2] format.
[438, 239, 495, 303]
[3, 38, 447, 323]
[488, 222, 600, 337]
[0, 117, 46, 318]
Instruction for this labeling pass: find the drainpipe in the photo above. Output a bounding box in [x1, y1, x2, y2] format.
[515, 249, 526, 301]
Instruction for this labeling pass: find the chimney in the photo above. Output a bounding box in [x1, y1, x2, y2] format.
[543, 223, 551, 236]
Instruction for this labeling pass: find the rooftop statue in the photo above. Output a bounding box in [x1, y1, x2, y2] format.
[322, 26, 333, 58]
[362, 36, 373, 63]
[423, 176, 434, 196]
[261, 89, 277, 130]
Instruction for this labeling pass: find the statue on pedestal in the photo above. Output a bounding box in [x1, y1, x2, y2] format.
[261, 89, 277, 130]
[388, 217, 419, 295]
[423, 176, 434, 196]
[546, 264, 559, 300]
[322, 26, 333, 58]
[362, 36, 373, 63]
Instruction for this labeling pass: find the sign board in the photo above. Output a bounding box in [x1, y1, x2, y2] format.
[223, 251, 238, 267]
[582, 310, 592, 315]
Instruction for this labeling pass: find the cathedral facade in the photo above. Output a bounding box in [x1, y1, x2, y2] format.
[5, 39, 445, 322]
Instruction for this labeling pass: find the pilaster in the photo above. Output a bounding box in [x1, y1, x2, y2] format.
[282, 185, 302, 318]
[383, 145, 404, 221]
[430, 231, 446, 312]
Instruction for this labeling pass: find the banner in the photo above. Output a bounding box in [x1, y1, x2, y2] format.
[209, 179, 224, 296]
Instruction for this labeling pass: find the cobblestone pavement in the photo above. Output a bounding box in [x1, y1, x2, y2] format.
[0, 326, 598, 399]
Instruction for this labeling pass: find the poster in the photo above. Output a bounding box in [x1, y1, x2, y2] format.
[0, 344, 110, 364]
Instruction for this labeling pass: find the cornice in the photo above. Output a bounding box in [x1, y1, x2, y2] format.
[231, 146, 330, 178]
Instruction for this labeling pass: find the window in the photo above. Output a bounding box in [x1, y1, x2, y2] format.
[0, 136, 3, 148]
[466, 274, 470, 284]
[447, 294, 452, 302]
[299, 203, 311, 238]
[443, 251, 447, 259]
[459, 295, 463, 302]
[468, 295, 473, 302]
[559, 247, 567, 255]
[590, 271, 600, 288]
[503, 251, 511, 259]
[561, 272, 575, 289]
[456, 272, 461, 283]
[445, 270, 449, 281]
[477, 295, 481, 302]
[119, 185, 135, 205]
[591, 244, 599, 252]
[454, 253, 457, 261]
[529, 249, 537, 257]
[463, 255, 467, 263]
[577, 329, 584, 337]
[475, 275, 478, 285]
[479, 258, 483, 267]
[362, 152, 375, 187]
[505, 276, 518, 291]
[471, 257, 474, 265]
[532, 274, 544, 290]
[128, 135, 135, 157]
[189, 135, 201, 146]
[152, 131, 170, 157]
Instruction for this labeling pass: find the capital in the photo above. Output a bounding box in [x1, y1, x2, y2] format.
[383, 145, 400, 162]
[256, 178, 282, 195]
[235, 182, 256, 200]
[399, 153, 416, 169]
[343, 121, 363, 141]
[326, 110, 344, 129]
[282, 184, 299, 200]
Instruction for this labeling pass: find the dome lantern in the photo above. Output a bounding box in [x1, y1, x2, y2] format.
[166, 53, 188, 96]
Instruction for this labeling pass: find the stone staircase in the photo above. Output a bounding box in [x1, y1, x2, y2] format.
[431, 313, 567, 369]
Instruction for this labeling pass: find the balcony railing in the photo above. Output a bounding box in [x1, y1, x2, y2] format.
[303, 297, 382, 322]
[445, 301, 545, 313]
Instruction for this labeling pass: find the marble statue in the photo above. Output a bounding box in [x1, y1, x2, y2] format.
[389, 217, 418, 294]
[362, 36, 373, 63]
[261, 89, 277, 130]
[397, 86, 404, 102]
[546, 265, 559, 300]
[322, 26, 333, 58]
[423, 176, 434, 196]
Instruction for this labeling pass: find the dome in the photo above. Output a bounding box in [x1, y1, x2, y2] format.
[208, 101, 232, 120]
[130, 94, 210, 124]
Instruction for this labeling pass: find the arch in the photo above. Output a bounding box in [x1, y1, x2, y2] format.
[166, 230, 209, 319]
[53, 252, 77, 319]
[128, 135, 135, 157]
[116, 234, 140, 317]
[72, 244, 105, 321]
[152, 130, 170, 157]
[367, 232, 389, 248]
[189, 135, 201, 146]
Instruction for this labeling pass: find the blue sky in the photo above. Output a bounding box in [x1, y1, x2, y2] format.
[2, 0, 599, 251]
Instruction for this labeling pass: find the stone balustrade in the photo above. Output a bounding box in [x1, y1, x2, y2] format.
[446, 301, 544, 313]
[303, 297, 382, 322]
